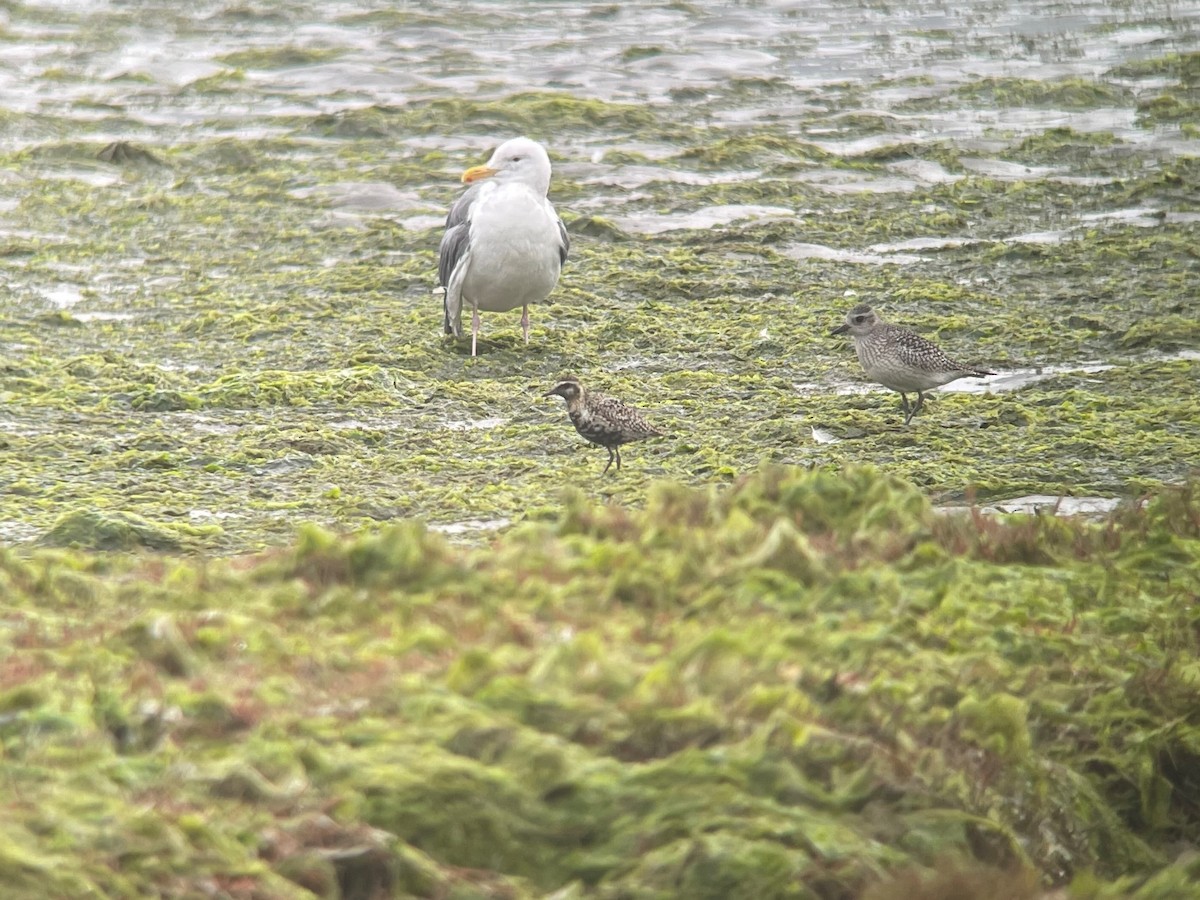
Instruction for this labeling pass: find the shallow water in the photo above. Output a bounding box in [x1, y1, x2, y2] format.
[1, 0, 1198, 550]
[939, 493, 1127, 517]
[4, 1, 1199, 146]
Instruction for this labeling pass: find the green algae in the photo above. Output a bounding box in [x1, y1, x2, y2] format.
[1108, 50, 1200, 82]
[40, 508, 221, 552]
[305, 92, 660, 142]
[216, 47, 345, 69]
[953, 76, 1132, 108]
[1, 466, 1199, 898]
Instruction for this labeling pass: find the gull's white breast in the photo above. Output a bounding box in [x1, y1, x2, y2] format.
[463, 182, 562, 313]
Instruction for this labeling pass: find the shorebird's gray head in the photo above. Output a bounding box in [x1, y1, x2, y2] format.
[831, 303, 880, 337]
[544, 377, 584, 403]
[462, 137, 552, 195]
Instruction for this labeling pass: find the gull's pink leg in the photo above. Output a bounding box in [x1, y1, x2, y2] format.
[521, 304, 530, 344]
[471, 305, 480, 357]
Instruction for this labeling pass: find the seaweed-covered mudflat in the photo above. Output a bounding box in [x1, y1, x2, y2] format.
[2, 2, 1198, 550]
[1, 0, 1199, 896]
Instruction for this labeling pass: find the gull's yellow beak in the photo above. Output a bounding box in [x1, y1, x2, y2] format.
[461, 164, 499, 184]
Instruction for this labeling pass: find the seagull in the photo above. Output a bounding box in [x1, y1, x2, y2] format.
[831, 303, 995, 424]
[438, 137, 570, 356]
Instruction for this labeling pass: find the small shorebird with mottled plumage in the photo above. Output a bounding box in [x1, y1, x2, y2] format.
[438, 137, 570, 357]
[544, 377, 663, 474]
[831, 303, 995, 425]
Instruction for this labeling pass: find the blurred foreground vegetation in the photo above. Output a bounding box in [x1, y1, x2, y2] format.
[2, 465, 1199, 899]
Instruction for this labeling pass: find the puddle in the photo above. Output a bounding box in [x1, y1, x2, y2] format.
[0, 520, 42, 544]
[154, 360, 203, 373]
[886, 159, 964, 185]
[612, 204, 794, 235]
[782, 243, 926, 265]
[39, 284, 84, 307]
[610, 356, 659, 372]
[444, 417, 507, 431]
[582, 166, 763, 189]
[807, 135, 915, 158]
[1005, 229, 1074, 245]
[37, 167, 123, 188]
[291, 182, 429, 213]
[951, 363, 1116, 394]
[429, 517, 512, 536]
[958, 157, 1066, 180]
[175, 413, 241, 436]
[794, 169, 922, 194]
[868, 237, 980, 253]
[940, 495, 1126, 519]
[810, 426, 841, 445]
[801, 361, 1118, 400]
[188, 509, 242, 522]
[395, 214, 446, 232]
[327, 418, 375, 430]
[1076, 206, 1163, 227]
[72, 311, 140, 323]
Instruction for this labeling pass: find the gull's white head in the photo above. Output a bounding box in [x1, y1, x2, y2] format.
[461, 137, 553, 195]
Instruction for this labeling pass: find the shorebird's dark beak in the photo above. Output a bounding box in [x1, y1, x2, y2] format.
[543, 387, 562, 398]
[830, 323, 849, 336]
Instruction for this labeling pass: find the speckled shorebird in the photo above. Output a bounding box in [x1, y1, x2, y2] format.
[831, 303, 995, 424]
[544, 377, 663, 474]
[438, 137, 570, 356]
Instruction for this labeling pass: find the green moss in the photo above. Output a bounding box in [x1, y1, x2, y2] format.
[2, 468, 1199, 896]
[304, 91, 658, 141]
[954, 693, 1032, 761]
[1120, 315, 1200, 349]
[216, 46, 344, 68]
[1137, 94, 1200, 123]
[1108, 50, 1200, 82]
[677, 133, 830, 167]
[1008, 127, 1120, 164]
[954, 76, 1131, 107]
[39, 509, 219, 552]
[613, 835, 808, 899]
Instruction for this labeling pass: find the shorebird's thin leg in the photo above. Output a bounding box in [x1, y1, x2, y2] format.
[521, 304, 530, 344]
[471, 305, 480, 357]
[602, 447, 615, 475]
[905, 392, 926, 425]
[899, 392, 910, 421]
[615, 446, 623, 472]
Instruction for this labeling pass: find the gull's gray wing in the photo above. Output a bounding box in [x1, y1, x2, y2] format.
[556, 214, 570, 267]
[438, 186, 478, 288]
[439, 186, 480, 335]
